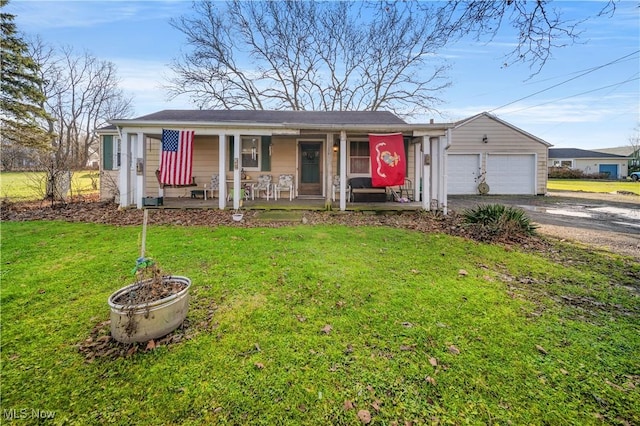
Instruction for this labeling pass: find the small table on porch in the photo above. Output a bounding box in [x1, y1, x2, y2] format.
[226, 180, 255, 201]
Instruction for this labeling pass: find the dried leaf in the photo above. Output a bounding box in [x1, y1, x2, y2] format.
[296, 315, 306, 322]
[400, 344, 416, 351]
[344, 400, 354, 411]
[458, 269, 468, 276]
[371, 399, 382, 412]
[321, 324, 333, 334]
[425, 376, 437, 385]
[448, 345, 460, 355]
[366, 385, 375, 394]
[535, 344, 548, 355]
[254, 362, 265, 369]
[401, 322, 414, 328]
[145, 339, 156, 351]
[357, 409, 372, 424]
[429, 357, 438, 367]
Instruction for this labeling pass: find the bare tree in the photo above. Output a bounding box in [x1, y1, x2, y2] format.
[629, 124, 640, 173]
[167, 0, 617, 114]
[168, 1, 451, 116]
[29, 39, 134, 170]
[430, 0, 616, 75]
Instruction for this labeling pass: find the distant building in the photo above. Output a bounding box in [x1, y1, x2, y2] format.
[548, 148, 629, 178]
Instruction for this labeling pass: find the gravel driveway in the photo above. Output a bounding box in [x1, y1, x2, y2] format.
[448, 191, 640, 260]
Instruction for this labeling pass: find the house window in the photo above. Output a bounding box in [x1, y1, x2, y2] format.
[349, 141, 370, 174]
[553, 160, 572, 168]
[241, 137, 260, 171]
[115, 137, 121, 169]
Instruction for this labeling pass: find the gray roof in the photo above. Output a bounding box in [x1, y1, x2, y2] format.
[593, 146, 638, 157]
[131, 110, 408, 126]
[549, 148, 628, 159]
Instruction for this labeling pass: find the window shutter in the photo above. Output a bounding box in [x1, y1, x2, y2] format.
[228, 135, 234, 171]
[261, 136, 271, 171]
[404, 138, 410, 175]
[103, 135, 113, 170]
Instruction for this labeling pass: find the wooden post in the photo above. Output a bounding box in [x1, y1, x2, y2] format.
[141, 208, 148, 258]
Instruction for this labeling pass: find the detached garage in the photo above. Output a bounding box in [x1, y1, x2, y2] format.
[448, 112, 551, 195]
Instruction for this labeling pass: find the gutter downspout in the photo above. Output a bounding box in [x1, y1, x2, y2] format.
[442, 129, 452, 215]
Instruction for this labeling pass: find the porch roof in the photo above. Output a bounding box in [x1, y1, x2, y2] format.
[109, 109, 452, 135]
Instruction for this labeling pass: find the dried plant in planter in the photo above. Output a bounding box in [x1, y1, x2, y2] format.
[108, 256, 191, 343]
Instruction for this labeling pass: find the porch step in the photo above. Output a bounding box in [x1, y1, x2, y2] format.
[253, 211, 305, 222]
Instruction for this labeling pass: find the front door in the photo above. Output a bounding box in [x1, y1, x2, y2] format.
[298, 142, 322, 196]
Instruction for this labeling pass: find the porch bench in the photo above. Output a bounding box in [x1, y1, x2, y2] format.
[348, 177, 388, 202]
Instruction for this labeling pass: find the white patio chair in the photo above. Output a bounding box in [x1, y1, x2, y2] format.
[274, 174, 295, 201]
[207, 175, 220, 199]
[251, 174, 273, 200]
[331, 175, 341, 201]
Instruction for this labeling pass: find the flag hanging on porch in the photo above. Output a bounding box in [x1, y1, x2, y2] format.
[369, 133, 406, 187]
[159, 129, 194, 186]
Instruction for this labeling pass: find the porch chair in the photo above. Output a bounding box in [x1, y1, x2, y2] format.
[331, 175, 341, 201]
[206, 175, 220, 199]
[399, 178, 413, 201]
[274, 174, 295, 201]
[251, 174, 273, 200]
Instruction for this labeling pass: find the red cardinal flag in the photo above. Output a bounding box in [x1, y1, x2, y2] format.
[159, 129, 194, 186]
[369, 133, 406, 187]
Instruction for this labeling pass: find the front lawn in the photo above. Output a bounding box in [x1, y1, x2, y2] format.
[548, 178, 640, 195]
[1, 221, 638, 424]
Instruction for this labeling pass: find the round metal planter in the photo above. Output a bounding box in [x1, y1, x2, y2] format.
[108, 276, 191, 343]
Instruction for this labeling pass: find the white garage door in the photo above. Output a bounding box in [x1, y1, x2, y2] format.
[448, 154, 481, 194]
[486, 154, 535, 195]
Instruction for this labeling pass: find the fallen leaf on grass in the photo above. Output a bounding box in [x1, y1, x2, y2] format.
[448, 345, 460, 355]
[145, 340, 156, 351]
[400, 344, 416, 351]
[371, 399, 382, 412]
[254, 362, 265, 369]
[425, 376, 437, 385]
[429, 357, 438, 367]
[458, 269, 468, 276]
[344, 400, 354, 411]
[321, 324, 333, 334]
[536, 345, 548, 355]
[357, 409, 371, 424]
[401, 322, 414, 328]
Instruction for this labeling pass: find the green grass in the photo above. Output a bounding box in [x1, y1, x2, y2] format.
[0, 170, 99, 201]
[548, 178, 640, 195]
[1, 222, 639, 425]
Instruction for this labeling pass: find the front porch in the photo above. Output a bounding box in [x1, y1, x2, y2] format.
[144, 196, 424, 212]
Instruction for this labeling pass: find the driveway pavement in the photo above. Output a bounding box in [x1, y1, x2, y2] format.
[448, 192, 640, 235]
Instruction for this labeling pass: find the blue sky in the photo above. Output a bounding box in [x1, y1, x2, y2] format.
[7, 0, 639, 149]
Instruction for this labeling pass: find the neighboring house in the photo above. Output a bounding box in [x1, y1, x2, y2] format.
[97, 110, 453, 211]
[548, 148, 629, 179]
[594, 146, 640, 173]
[447, 112, 551, 195]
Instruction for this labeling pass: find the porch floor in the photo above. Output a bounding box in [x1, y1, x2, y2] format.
[146, 196, 423, 212]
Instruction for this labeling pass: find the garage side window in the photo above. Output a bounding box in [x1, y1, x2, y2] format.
[349, 141, 370, 174]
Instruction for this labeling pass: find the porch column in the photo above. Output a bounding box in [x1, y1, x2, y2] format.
[135, 132, 144, 209]
[232, 132, 241, 210]
[441, 130, 451, 214]
[325, 133, 333, 208]
[421, 136, 430, 211]
[431, 137, 439, 211]
[413, 141, 421, 203]
[119, 131, 131, 208]
[218, 132, 227, 209]
[339, 130, 347, 211]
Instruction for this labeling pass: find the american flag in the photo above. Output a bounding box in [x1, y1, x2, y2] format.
[159, 129, 194, 186]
